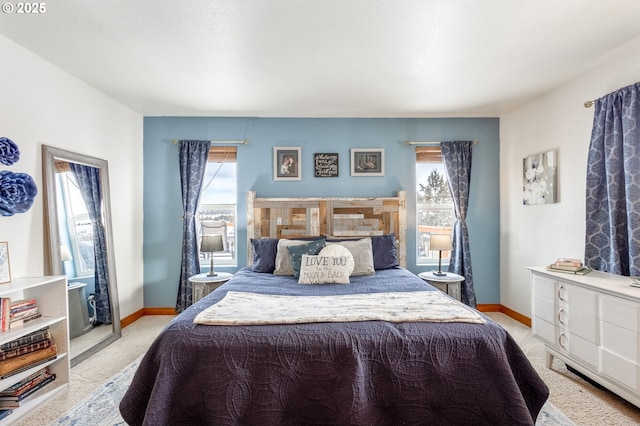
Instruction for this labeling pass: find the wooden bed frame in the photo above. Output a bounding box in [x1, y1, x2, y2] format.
[246, 190, 407, 267]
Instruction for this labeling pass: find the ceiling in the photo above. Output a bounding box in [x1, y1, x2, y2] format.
[1, 1, 640, 117]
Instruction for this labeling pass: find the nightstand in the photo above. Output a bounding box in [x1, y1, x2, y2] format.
[189, 272, 233, 303]
[418, 271, 464, 301]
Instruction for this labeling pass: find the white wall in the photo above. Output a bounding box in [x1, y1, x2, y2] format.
[0, 35, 144, 319]
[500, 36, 640, 317]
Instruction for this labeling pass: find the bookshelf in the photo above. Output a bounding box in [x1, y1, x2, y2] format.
[0, 276, 69, 424]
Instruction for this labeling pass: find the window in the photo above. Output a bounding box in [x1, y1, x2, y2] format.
[57, 169, 94, 277]
[416, 147, 455, 264]
[197, 146, 237, 266]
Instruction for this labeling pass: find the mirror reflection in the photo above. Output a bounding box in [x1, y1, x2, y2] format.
[42, 145, 121, 367]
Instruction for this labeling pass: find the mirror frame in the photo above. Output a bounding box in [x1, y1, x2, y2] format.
[42, 145, 121, 367]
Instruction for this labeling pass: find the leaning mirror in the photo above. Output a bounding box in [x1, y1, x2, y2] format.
[42, 145, 121, 367]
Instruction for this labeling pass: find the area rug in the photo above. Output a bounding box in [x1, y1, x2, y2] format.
[51, 355, 573, 426]
[48, 355, 143, 426]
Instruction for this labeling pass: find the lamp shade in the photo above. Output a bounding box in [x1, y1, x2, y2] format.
[60, 245, 73, 262]
[201, 234, 224, 253]
[430, 234, 452, 251]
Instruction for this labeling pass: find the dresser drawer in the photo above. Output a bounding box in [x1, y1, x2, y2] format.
[567, 332, 598, 368]
[533, 294, 555, 324]
[532, 274, 556, 299]
[568, 308, 597, 343]
[601, 347, 640, 392]
[601, 321, 640, 362]
[566, 284, 597, 315]
[532, 316, 556, 346]
[601, 295, 640, 332]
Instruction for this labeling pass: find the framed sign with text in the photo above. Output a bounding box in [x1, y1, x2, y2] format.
[314, 153, 339, 177]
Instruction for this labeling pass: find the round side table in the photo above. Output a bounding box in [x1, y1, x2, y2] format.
[189, 272, 233, 303]
[418, 271, 464, 301]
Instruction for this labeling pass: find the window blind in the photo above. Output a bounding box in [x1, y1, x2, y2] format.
[415, 146, 442, 163]
[208, 146, 236, 162]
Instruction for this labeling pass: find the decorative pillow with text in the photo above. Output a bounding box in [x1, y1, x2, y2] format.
[298, 245, 355, 285]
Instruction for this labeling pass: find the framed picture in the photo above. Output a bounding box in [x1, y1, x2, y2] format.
[0, 242, 10, 284]
[523, 149, 557, 205]
[274, 147, 302, 181]
[314, 153, 339, 177]
[350, 148, 384, 176]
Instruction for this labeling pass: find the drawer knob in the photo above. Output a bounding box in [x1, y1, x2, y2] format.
[559, 332, 567, 349]
[557, 309, 567, 325]
[558, 285, 567, 301]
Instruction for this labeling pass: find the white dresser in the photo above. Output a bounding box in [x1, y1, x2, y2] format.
[529, 266, 640, 408]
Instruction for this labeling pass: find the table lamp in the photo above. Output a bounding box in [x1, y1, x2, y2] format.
[430, 234, 452, 276]
[200, 234, 224, 276]
[60, 245, 72, 262]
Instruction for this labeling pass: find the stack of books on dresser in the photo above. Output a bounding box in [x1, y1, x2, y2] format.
[547, 258, 592, 275]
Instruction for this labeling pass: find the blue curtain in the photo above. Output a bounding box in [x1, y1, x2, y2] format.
[70, 164, 111, 324]
[585, 82, 640, 276]
[176, 140, 210, 312]
[441, 141, 476, 307]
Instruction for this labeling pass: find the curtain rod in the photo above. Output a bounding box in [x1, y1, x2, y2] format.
[403, 140, 479, 146]
[583, 100, 594, 108]
[171, 139, 250, 145]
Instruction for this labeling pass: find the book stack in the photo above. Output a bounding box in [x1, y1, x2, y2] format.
[0, 298, 42, 331]
[0, 299, 9, 332]
[547, 258, 592, 275]
[0, 328, 57, 379]
[9, 299, 41, 329]
[0, 367, 56, 408]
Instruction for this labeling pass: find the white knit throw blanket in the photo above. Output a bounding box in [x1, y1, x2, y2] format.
[194, 290, 486, 326]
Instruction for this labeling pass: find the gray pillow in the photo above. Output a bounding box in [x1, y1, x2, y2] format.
[325, 237, 375, 276]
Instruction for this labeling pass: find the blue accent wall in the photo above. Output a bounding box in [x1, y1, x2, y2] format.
[144, 117, 500, 308]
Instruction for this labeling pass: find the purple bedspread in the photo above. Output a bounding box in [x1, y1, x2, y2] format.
[120, 268, 548, 425]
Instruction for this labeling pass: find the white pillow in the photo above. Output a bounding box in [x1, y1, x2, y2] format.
[318, 244, 355, 273]
[298, 245, 355, 285]
[325, 237, 375, 276]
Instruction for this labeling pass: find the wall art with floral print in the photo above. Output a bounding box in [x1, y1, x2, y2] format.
[523, 149, 557, 205]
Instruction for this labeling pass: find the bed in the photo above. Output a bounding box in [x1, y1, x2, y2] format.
[119, 192, 548, 425]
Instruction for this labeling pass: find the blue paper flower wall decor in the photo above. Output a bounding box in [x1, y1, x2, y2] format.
[0, 137, 20, 166]
[0, 137, 37, 217]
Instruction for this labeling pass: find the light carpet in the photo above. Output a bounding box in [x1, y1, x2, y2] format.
[48, 355, 143, 426]
[51, 354, 572, 426]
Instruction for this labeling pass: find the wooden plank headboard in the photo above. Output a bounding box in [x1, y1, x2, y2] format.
[247, 191, 407, 267]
